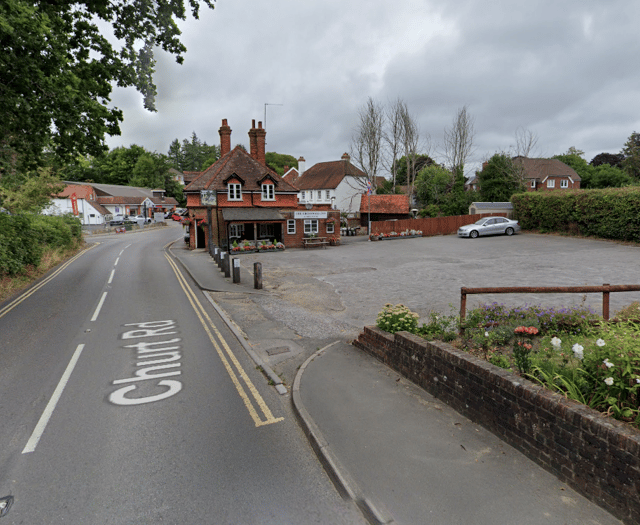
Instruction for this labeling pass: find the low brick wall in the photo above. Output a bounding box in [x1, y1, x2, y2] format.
[353, 326, 640, 525]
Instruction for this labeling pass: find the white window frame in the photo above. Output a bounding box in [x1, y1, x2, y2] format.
[229, 223, 244, 238]
[261, 183, 275, 201]
[228, 183, 242, 200]
[317, 190, 322, 201]
[304, 219, 319, 234]
[547, 179, 555, 188]
[325, 190, 331, 200]
[326, 222, 335, 234]
[560, 179, 568, 188]
[530, 180, 536, 188]
[287, 219, 296, 234]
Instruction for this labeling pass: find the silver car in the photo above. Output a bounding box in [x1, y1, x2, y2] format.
[457, 216, 521, 238]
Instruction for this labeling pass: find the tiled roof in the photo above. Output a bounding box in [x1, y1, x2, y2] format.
[87, 201, 111, 215]
[294, 158, 367, 190]
[360, 194, 410, 214]
[513, 157, 581, 181]
[283, 168, 299, 186]
[183, 146, 299, 193]
[56, 184, 95, 199]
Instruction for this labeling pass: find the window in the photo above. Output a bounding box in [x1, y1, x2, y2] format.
[259, 224, 275, 238]
[228, 183, 242, 200]
[531, 180, 536, 188]
[326, 190, 331, 200]
[326, 221, 335, 234]
[561, 179, 568, 188]
[304, 219, 318, 234]
[261, 184, 274, 201]
[317, 191, 322, 200]
[229, 224, 244, 238]
[287, 220, 296, 234]
[547, 179, 555, 188]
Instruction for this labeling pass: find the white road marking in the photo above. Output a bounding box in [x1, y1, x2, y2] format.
[23, 344, 86, 454]
[114, 257, 120, 266]
[91, 292, 108, 321]
[108, 269, 115, 284]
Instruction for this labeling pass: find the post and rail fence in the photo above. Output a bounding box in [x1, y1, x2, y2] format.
[459, 283, 640, 334]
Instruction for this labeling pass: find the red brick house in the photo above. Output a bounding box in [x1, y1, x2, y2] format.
[183, 119, 340, 250]
[513, 157, 581, 191]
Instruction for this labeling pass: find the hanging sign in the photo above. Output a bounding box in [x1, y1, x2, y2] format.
[201, 190, 217, 206]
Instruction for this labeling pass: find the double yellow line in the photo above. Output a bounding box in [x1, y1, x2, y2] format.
[0, 244, 98, 320]
[164, 252, 283, 428]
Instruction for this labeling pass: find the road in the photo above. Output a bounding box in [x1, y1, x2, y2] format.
[0, 223, 365, 524]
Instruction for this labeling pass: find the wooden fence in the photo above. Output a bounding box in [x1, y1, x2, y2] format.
[370, 213, 506, 237]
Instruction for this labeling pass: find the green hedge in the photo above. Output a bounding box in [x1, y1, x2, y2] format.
[511, 188, 640, 242]
[0, 214, 82, 276]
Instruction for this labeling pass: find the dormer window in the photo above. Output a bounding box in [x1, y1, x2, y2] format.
[228, 183, 242, 201]
[261, 183, 275, 201]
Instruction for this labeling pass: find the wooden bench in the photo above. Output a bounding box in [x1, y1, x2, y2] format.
[303, 237, 329, 249]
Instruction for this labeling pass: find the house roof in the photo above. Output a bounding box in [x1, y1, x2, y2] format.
[86, 201, 111, 215]
[294, 156, 367, 190]
[184, 146, 299, 193]
[282, 167, 299, 186]
[183, 171, 201, 184]
[56, 184, 96, 199]
[513, 157, 581, 181]
[360, 194, 411, 214]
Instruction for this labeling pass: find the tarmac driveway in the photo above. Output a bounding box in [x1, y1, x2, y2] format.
[211, 232, 640, 379]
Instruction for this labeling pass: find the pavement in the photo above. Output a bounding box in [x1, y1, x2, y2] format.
[169, 236, 624, 525]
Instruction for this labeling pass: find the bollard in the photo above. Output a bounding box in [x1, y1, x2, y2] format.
[254, 262, 262, 289]
[224, 253, 231, 278]
[214, 247, 220, 264]
[232, 258, 241, 283]
[219, 251, 225, 271]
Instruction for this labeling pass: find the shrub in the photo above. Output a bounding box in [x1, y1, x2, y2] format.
[376, 304, 420, 334]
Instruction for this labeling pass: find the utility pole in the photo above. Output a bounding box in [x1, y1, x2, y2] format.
[264, 103, 283, 141]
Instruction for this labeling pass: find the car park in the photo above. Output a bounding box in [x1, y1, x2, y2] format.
[457, 216, 520, 238]
[109, 215, 125, 226]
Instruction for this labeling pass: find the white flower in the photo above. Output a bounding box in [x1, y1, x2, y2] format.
[604, 377, 614, 386]
[485, 331, 489, 337]
[596, 339, 606, 347]
[572, 344, 584, 359]
[572, 344, 584, 360]
[603, 358, 614, 369]
[636, 379, 640, 384]
[550, 337, 562, 349]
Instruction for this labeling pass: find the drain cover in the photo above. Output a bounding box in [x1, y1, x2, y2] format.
[266, 346, 290, 356]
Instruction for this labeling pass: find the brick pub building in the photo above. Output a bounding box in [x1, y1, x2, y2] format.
[183, 119, 340, 250]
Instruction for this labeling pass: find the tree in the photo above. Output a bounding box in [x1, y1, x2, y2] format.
[349, 97, 384, 188]
[394, 155, 436, 186]
[553, 152, 591, 182]
[478, 153, 526, 202]
[0, 0, 215, 171]
[382, 99, 405, 189]
[621, 132, 640, 180]
[590, 152, 624, 168]
[442, 105, 475, 176]
[414, 164, 452, 206]
[0, 168, 64, 214]
[168, 133, 219, 172]
[513, 127, 539, 158]
[585, 164, 632, 189]
[265, 152, 298, 176]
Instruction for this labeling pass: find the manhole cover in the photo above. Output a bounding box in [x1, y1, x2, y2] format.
[266, 346, 290, 356]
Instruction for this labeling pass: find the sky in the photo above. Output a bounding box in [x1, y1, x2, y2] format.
[105, 0, 640, 177]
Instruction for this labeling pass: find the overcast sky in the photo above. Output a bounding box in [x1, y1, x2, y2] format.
[105, 0, 640, 176]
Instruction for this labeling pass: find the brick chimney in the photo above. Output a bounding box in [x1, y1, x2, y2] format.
[219, 119, 232, 156]
[248, 120, 267, 166]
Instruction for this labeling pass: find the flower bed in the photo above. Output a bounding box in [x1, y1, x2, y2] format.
[371, 229, 422, 241]
[230, 240, 285, 253]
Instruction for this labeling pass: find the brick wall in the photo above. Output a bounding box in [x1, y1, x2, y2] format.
[354, 326, 640, 525]
[280, 210, 341, 248]
[371, 213, 505, 236]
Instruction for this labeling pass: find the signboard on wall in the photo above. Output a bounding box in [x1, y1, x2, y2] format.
[294, 211, 327, 219]
[201, 190, 217, 206]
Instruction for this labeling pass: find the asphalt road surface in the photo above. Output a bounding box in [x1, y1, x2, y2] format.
[0, 223, 365, 524]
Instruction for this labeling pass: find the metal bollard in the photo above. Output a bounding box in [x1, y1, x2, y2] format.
[224, 253, 231, 278]
[214, 247, 220, 264]
[219, 251, 225, 271]
[254, 262, 262, 289]
[232, 258, 241, 283]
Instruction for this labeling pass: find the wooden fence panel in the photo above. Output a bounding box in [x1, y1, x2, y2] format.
[371, 213, 506, 237]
